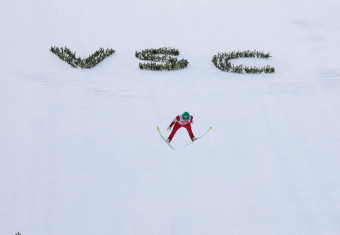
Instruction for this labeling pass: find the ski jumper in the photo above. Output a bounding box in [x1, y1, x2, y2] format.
[168, 115, 195, 142]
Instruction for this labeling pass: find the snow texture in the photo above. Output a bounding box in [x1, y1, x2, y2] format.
[1, 0, 340, 234]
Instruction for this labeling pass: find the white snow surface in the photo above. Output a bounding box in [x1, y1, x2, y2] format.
[1, 0, 340, 234]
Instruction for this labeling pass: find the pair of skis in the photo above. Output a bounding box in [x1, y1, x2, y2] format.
[156, 126, 212, 150]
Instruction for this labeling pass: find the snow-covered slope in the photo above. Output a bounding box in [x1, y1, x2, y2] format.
[1, 0, 340, 234]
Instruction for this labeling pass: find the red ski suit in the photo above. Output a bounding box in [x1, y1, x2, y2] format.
[168, 115, 195, 142]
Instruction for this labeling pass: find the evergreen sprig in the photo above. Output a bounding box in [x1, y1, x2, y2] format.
[50, 46, 115, 69]
[135, 47, 188, 71]
[212, 50, 275, 74]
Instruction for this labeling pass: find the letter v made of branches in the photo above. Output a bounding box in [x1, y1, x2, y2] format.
[50, 46, 115, 69]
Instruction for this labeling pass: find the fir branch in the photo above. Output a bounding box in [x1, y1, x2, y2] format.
[136, 47, 188, 71]
[212, 50, 275, 74]
[50, 46, 115, 69]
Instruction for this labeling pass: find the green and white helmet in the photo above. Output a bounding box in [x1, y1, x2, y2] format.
[182, 111, 190, 120]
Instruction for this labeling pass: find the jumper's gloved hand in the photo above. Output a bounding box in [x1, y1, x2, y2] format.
[167, 126, 171, 131]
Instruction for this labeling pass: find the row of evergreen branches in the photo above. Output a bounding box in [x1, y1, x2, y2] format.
[50, 46, 115, 69]
[135, 47, 189, 71]
[212, 50, 275, 74]
[50, 47, 274, 73]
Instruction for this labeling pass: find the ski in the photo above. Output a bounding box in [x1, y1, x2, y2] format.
[156, 126, 174, 150]
[185, 126, 212, 147]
